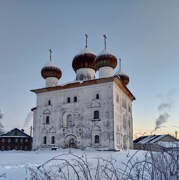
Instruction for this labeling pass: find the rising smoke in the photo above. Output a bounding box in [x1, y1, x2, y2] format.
[153, 89, 176, 132]
[0, 109, 3, 119]
[23, 111, 33, 129]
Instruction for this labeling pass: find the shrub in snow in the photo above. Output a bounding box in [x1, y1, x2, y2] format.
[27, 148, 179, 180]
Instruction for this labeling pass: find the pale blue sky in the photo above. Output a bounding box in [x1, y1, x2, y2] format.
[0, 0, 179, 136]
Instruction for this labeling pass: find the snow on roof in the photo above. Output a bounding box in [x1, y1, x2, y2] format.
[134, 134, 172, 144]
[0, 128, 31, 138]
[149, 135, 167, 143]
[158, 141, 179, 148]
[98, 49, 114, 56]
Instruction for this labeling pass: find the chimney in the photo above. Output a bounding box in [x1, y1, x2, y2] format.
[21, 129, 24, 132]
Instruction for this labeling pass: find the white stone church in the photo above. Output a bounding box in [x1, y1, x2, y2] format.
[31, 36, 135, 151]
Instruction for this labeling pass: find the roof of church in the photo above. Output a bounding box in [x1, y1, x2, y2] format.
[31, 76, 135, 101]
[0, 128, 31, 138]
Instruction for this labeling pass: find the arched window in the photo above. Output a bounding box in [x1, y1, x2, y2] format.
[43, 136, 46, 144]
[96, 94, 99, 99]
[95, 135, 100, 143]
[94, 111, 99, 119]
[46, 116, 50, 124]
[51, 136, 55, 144]
[48, 100, 51, 105]
[67, 114, 73, 128]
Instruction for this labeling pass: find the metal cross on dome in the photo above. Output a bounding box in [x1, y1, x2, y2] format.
[49, 49, 53, 61]
[85, 33, 88, 48]
[103, 34, 107, 50]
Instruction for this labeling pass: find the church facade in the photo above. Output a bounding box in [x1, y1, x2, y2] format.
[31, 36, 135, 150]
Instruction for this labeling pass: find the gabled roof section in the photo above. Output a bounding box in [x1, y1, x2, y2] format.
[0, 128, 31, 138]
[134, 134, 177, 144]
[31, 76, 135, 101]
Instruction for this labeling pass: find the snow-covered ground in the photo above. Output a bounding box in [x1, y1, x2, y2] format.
[0, 149, 145, 180]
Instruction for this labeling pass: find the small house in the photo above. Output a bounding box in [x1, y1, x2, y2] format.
[133, 134, 178, 151]
[0, 128, 32, 151]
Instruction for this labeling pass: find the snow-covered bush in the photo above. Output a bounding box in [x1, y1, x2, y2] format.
[27, 148, 179, 180]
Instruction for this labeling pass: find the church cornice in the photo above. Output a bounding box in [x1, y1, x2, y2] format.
[31, 77, 135, 101]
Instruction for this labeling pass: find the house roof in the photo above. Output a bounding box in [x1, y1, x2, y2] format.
[133, 134, 177, 144]
[31, 76, 135, 101]
[0, 128, 31, 138]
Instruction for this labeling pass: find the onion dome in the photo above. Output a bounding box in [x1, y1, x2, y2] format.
[115, 58, 129, 86]
[95, 49, 117, 70]
[118, 72, 129, 86]
[72, 48, 96, 72]
[41, 61, 62, 79]
[95, 34, 117, 70]
[41, 49, 62, 80]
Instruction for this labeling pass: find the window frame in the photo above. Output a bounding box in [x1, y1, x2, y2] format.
[94, 135, 100, 144]
[74, 96, 77, 103]
[43, 136, 47, 144]
[94, 110, 99, 119]
[46, 116, 50, 124]
[51, 136, 55, 144]
[96, 94, 99, 99]
[67, 97, 71, 103]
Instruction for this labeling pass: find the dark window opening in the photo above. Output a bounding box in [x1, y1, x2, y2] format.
[96, 94, 99, 99]
[74, 96, 77, 102]
[51, 136, 55, 144]
[67, 97, 71, 103]
[43, 136, 46, 144]
[95, 135, 100, 143]
[46, 116, 50, 124]
[48, 100, 51, 105]
[94, 111, 99, 119]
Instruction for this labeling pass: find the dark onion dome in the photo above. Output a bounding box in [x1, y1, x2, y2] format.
[95, 50, 117, 70]
[72, 48, 96, 72]
[115, 70, 129, 86]
[119, 72, 129, 85]
[41, 61, 62, 79]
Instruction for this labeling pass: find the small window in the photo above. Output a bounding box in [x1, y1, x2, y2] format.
[43, 136, 47, 144]
[25, 139, 29, 142]
[15, 138, 18, 143]
[8, 138, 11, 143]
[96, 94, 99, 99]
[74, 96, 77, 102]
[95, 135, 100, 143]
[51, 136, 55, 144]
[2, 138, 5, 143]
[46, 116, 50, 124]
[94, 111, 99, 119]
[48, 100, 51, 105]
[67, 97, 71, 103]
[20, 138, 23, 143]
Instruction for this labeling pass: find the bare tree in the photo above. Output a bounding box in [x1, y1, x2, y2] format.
[27, 147, 179, 180]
